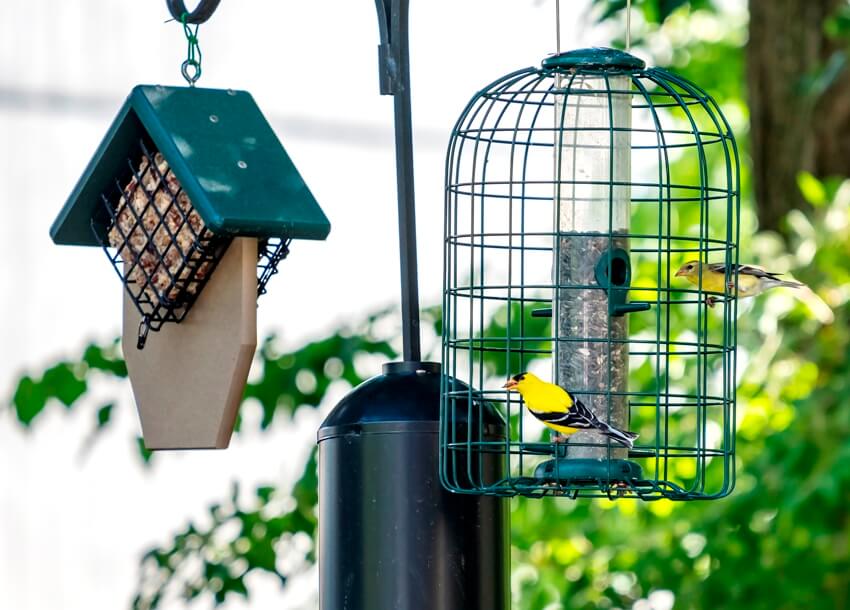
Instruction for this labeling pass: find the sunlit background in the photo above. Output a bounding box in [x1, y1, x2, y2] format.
[6, 0, 849, 609]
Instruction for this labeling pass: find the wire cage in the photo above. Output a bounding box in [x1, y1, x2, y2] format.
[91, 137, 289, 344]
[439, 48, 740, 500]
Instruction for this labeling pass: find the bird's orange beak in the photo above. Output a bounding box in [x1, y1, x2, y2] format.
[502, 379, 518, 391]
[674, 267, 687, 277]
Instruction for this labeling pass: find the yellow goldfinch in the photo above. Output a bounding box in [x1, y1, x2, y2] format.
[502, 372, 638, 448]
[675, 260, 804, 307]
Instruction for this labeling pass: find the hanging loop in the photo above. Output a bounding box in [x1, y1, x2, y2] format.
[166, 0, 221, 24]
[179, 12, 203, 86]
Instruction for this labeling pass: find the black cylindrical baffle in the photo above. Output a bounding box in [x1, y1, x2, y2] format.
[317, 361, 508, 610]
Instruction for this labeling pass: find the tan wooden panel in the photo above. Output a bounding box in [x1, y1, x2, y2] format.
[123, 237, 257, 449]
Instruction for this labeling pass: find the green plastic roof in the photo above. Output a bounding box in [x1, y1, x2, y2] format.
[50, 85, 330, 246]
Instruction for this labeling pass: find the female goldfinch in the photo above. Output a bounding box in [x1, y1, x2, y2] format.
[502, 372, 638, 448]
[675, 260, 804, 307]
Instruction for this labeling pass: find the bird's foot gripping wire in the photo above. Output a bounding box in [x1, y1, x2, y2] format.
[552, 434, 568, 444]
[705, 295, 717, 308]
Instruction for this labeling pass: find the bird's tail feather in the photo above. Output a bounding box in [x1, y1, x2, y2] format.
[574, 400, 638, 449]
[777, 280, 805, 289]
[596, 422, 639, 449]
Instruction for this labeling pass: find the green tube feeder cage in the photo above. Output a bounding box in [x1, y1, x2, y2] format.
[440, 48, 739, 500]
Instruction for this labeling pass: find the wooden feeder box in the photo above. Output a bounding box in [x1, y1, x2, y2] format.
[50, 85, 330, 450]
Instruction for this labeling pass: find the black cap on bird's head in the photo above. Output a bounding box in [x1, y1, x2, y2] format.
[502, 372, 527, 391]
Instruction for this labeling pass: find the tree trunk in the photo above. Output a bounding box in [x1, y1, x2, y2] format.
[747, 0, 850, 234]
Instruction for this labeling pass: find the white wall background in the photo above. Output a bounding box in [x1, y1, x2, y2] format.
[0, 1, 608, 608]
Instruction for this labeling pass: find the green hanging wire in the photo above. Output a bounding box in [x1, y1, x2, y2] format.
[180, 12, 203, 86]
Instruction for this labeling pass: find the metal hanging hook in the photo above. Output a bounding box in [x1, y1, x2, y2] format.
[178, 12, 203, 86]
[166, 0, 222, 24]
[181, 58, 202, 85]
[137, 315, 151, 350]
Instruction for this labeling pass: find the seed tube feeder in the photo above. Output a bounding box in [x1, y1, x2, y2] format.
[51, 85, 330, 449]
[441, 48, 740, 500]
[553, 55, 639, 471]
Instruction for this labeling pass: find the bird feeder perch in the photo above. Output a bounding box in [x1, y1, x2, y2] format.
[440, 48, 740, 500]
[50, 85, 330, 449]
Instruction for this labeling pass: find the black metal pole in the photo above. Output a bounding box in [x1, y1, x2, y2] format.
[375, 0, 421, 362]
[315, 8, 510, 609]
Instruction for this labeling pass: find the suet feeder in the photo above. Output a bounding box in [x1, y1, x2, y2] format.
[50, 85, 330, 449]
[440, 48, 739, 500]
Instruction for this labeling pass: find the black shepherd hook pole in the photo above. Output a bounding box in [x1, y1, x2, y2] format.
[375, 0, 421, 363]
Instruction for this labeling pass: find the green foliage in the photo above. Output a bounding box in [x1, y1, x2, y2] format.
[508, 176, 849, 609]
[8, 311, 399, 461]
[798, 171, 829, 207]
[591, 0, 716, 27]
[132, 451, 319, 609]
[11, 341, 124, 426]
[4, 308, 403, 605]
[8, 200, 849, 609]
[14, 362, 86, 424]
[244, 314, 396, 429]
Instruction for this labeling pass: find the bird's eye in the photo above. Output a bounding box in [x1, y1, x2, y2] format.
[687, 264, 693, 270]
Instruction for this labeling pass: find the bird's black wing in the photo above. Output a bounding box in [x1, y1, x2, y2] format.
[529, 399, 597, 429]
[707, 262, 783, 280]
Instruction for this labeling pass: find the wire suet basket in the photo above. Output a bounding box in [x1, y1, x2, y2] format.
[92, 136, 289, 346]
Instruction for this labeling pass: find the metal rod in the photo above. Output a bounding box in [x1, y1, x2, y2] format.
[555, 0, 561, 54]
[375, 0, 421, 362]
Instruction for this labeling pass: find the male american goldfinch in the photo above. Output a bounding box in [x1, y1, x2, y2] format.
[675, 261, 804, 308]
[502, 372, 638, 448]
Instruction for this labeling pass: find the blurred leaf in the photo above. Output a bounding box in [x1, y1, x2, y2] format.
[136, 437, 154, 465]
[800, 50, 848, 99]
[593, 0, 716, 25]
[82, 342, 127, 377]
[96, 403, 113, 429]
[11, 362, 86, 425]
[12, 376, 46, 425]
[592, 0, 627, 23]
[658, 0, 689, 21]
[824, 4, 850, 40]
[42, 363, 87, 407]
[797, 171, 828, 207]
